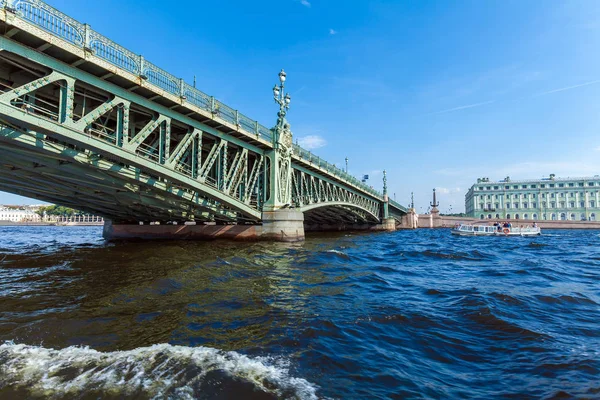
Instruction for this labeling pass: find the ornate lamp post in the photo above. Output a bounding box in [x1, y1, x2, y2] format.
[345, 157, 348, 173]
[383, 170, 389, 219]
[272, 69, 291, 135]
[264, 69, 294, 211]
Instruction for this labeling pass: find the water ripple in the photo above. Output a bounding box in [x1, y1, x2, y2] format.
[0, 227, 599, 398]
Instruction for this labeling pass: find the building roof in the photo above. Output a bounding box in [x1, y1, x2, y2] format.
[474, 175, 600, 185]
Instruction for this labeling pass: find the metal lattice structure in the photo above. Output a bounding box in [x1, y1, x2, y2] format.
[0, 0, 407, 225]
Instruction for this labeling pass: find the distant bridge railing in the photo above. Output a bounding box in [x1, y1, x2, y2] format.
[1, 0, 405, 211]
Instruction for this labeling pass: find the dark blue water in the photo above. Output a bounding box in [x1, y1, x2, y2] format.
[0, 226, 599, 399]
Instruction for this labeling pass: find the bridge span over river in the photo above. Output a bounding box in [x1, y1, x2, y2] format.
[0, 0, 409, 241]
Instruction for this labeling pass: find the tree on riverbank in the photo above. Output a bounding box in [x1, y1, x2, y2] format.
[36, 205, 81, 217]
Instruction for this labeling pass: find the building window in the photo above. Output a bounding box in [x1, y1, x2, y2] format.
[495, 214, 500, 219]
[570, 213, 576, 220]
[505, 186, 510, 190]
[589, 182, 595, 186]
[486, 186, 491, 190]
[581, 214, 587, 221]
[480, 214, 484, 219]
[551, 202, 556, 208]
[541, 184, 546, 188]
[560, 193, 565, 198]
[506, 203, 511, 209]
[570, 202, 575, 208]
[591, 201, 596, 208]
[533, 213, 538, 220]
[532, 194, 536, 198]
[531, 185, 537, 189]
[488, 214, 492, 219]
[551, 213, 557, 220]
[494, 186, 499, 190]
[524, 214, 529, 219]
[591, 213, 597, 221]
[569, 183, 574, 187]
[542, 213, 547, 220]
[550, 184, 555, 188]
[560, 201, 565, 208]
[515, 214, 520, 219]
[581, 201, 585, 207]
[513, 185, 518, 189]
[579, 182, 584, 187]
[560, 213, 567, 220]
[533, 203, 537, 208]
[506, 214, 511, 219]
[559, 183, 564, 188]
[570, 193, 574, 198]
[551, 193, 555, 198]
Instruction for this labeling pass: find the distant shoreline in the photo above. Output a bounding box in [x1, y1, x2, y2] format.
[0, 221, 103, 227]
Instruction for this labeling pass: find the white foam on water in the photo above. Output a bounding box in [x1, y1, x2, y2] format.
[0, 341, 319, 399]
[325, 250, 347, 256]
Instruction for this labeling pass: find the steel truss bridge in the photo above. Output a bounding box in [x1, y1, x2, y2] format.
[0, 0, 407, 229]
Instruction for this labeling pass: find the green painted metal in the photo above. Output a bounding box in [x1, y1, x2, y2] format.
[0, 0, 408, 226]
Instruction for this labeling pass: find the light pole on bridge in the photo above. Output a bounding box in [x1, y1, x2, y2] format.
[345, 157, 348, 173]
[383, 170, 389, 219]
[264, 69, 294, 212]
[272, 69, 291, 132]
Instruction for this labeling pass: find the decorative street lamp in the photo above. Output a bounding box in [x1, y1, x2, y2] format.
[273, 69, 291, 130]
[345, 157, 348, 173]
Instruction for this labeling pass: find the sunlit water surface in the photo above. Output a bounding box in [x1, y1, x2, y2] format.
[0, 226, 599, 399]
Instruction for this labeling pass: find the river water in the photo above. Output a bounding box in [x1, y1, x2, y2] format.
[0, 226, 598, 399]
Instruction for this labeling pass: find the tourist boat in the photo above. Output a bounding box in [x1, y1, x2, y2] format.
[451, 224, 541, 236]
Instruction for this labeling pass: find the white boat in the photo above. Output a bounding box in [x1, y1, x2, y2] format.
[451, 224, 541, 237]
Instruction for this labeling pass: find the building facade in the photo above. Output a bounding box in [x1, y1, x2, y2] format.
[0, 206, 43, 222]
[465, 175, 600, 221]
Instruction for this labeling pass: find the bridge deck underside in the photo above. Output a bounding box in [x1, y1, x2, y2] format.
[0, 126, 249, 223]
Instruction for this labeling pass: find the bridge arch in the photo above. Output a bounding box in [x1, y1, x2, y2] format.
[300, 201, 380, 225]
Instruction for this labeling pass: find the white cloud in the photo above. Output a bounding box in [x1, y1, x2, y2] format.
[436, 187, 462, 194]
[329, 28, 337, 35]
[297, 135, 326, 150]
[299, 0, 311, 7]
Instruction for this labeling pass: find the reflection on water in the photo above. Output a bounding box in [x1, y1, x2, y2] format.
[1, 226, 599, 399]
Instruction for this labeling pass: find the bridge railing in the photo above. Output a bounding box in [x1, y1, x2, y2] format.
[388, 199, 406, 211]
[2, 0, 401, 207]
[3, 0, 275, 144]
[292, 144, 383, 198]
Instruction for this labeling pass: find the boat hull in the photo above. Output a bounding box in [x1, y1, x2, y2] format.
[451, 230, 541, 237]
[451, 224, 541, 237]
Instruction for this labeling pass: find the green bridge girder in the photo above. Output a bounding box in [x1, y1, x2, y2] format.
[0, 0, 407, 225]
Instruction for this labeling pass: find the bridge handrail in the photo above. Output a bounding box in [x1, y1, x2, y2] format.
[4, 0, 275, 144]
[292, 143, 383, 198]
[3, 0, 396, 205]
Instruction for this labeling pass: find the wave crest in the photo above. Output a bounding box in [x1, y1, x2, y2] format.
[0, 342, 318, 399]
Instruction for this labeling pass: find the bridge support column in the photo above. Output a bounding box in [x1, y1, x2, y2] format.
[260, 210, 304, 242]
[381, 217, 396, 231]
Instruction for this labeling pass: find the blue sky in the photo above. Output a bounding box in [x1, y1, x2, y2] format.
[3, 0, 600, 213]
